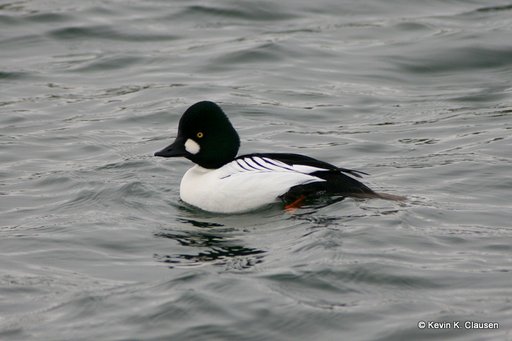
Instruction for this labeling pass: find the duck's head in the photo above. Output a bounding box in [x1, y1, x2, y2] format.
[154, 101, 240, 169]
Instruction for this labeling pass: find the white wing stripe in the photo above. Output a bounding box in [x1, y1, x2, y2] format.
[262, 157, 326, 174]
[240, 158, 259, 171]
[235, 159, 251, 171]
[289, 164, 327, 174]
[244, 157, 268, 171]
[232, 156, 328, 176]
[250, 157, 273, 171]
[261, 157, 294, 171]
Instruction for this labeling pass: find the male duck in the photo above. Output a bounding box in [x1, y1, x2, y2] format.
[155, 101, 403, 213]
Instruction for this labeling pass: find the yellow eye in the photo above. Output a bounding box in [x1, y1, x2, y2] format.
[196, 132, 204, 138]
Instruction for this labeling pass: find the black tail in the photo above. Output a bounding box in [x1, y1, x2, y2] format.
[280, 170, 405, 204]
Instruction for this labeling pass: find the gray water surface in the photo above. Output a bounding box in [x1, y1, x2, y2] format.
[1, 1, 512, 340]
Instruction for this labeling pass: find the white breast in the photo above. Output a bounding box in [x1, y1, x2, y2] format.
[179, 157, 325, 213]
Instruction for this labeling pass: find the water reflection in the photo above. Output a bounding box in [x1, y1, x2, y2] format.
[154, 218, 265, 270]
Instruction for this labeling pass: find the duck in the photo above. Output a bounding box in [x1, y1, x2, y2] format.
[154, 101, 403, 213]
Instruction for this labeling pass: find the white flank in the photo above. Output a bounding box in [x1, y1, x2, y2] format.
[179, 158, 326, 213]
[184, 139, 200, 154]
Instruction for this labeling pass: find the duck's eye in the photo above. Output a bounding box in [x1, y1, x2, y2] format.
[196, 132, 204, 138]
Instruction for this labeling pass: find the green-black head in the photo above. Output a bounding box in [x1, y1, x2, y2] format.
[154, 101, 240, 169]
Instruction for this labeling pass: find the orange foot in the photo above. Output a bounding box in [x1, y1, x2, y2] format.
[284, 195, 306, 212]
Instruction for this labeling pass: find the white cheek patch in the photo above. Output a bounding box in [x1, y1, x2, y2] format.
[185, 138, 200, 155]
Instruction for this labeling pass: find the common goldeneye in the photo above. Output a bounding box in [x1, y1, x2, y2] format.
[154, 101, 403, 213]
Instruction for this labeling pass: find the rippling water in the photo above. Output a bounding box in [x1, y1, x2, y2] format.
[1, 1, 512, 340]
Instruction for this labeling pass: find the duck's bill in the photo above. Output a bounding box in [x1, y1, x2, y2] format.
[154, 137, 187, 157]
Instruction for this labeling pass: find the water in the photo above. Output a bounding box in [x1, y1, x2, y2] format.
[1, 0, 511, 340]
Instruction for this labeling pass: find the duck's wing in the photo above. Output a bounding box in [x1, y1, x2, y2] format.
[239, 153, 367, 178]
[232, 153, 336, 175]
[234, 153, 376, 198]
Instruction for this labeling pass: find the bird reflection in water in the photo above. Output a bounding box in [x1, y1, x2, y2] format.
[154, 218, 265, 270]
